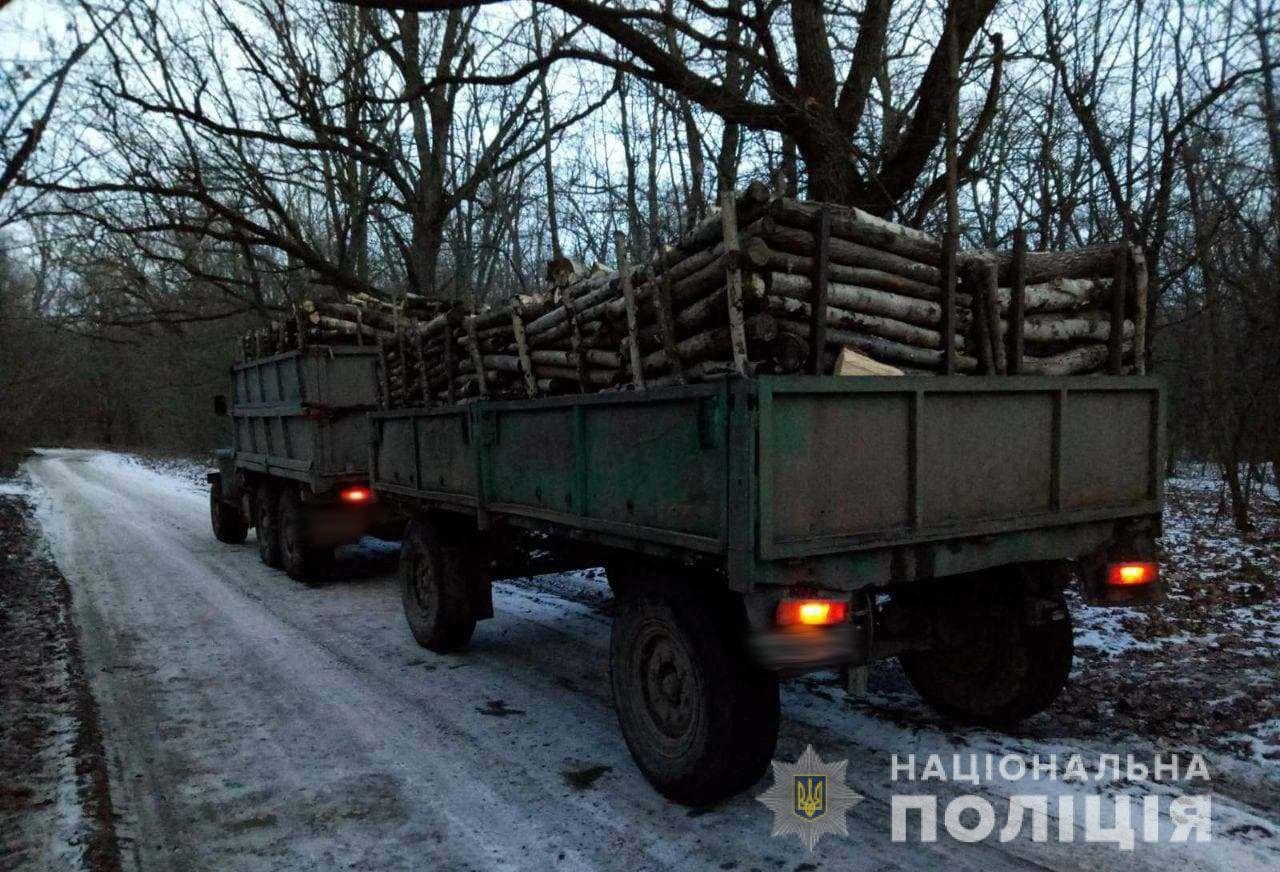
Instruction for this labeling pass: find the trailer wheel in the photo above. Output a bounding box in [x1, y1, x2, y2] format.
[254, 483, 282, 568]
[610, 587, 779, 806]
[209, 480, 248, 544]
[278, 487, 333, 583]
[901, 590, 1073, 725]
[399, 517, 477, 652]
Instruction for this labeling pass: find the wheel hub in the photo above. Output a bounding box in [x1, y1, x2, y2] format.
[639, 634, 694, 739]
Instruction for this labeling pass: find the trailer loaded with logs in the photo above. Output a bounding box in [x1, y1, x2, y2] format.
[206, 346, 406, 582]
[214, 187, 1165, 805]
[239, 184, 1148, 401]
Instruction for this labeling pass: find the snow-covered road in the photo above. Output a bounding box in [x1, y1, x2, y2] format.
[22, 449, 1279, 871]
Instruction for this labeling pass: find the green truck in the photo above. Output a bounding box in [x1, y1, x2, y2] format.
[212, 351, 1164, 805]
[208, 345, 402, 580]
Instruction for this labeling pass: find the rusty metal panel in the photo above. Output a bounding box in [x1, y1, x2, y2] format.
[228, 346, 382, 490]
[279, 359, 301, 401]
[583, 394, 726, 539]
[486, 407, 578, 512]
[920, 392, 1054, 525]
[415, 412, 476, 498]
[756, 376, 1160, 563]
[375, 417, 419, 490]
[1060, 390, 1157, 508]
[767, 393, 912, 542]
[304, 350, 380, 407]
[319, 416, 369, 476]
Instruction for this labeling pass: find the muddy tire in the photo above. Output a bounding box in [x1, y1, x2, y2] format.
[278, 487, 332, 583]
[254, 483, 281, 567]
[901, 590, 1073, 725]
[610, 587, 779, 806]
[399, 517, 478, 653]
[210, 481, 248, 544]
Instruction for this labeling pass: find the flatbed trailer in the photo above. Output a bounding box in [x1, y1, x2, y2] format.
[207, 345, 403, 581]
[368, 374, 1164, 803]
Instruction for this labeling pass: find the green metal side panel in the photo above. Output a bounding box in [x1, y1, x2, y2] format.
[229, 345, 381, 491]
[370, 375, 1163, 587]
[372, 383, 731, 553]
[756, 376, 1164, 561]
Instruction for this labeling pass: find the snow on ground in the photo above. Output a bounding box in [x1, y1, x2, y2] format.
[0, 467, 119, 871]
[1063, 467, 1280, 766]
[9, 449, 1280, 871]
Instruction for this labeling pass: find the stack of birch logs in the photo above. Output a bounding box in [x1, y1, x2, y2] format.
[237, 292, 456, 358]
[962, 236, 1147, 376]
[238, 183, 1147, 406]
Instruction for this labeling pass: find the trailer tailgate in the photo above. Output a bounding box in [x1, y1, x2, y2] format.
[756, 376, 1163, 560]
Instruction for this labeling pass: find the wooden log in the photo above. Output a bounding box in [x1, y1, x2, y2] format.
[641, 314, 777, 375]
[762, 296, 953, 350]
[976, 257, 1006, 374]
[940, 230, 957, 374]
[1108, 247, 1129, 375]
[529, 349, 621, 369]
[525, 277, 620, 336]
[743, 238, 962, 303]
[1130, 244, 1148, 375]
[764, 331, 810, 374]
[1020, 342, 1131, 376]
[421, 308, 464, 338]
[294, 306, 308, 352]
[510, 307, 538, 398]
[634, 276, 768, 349]
[661, 239, 723, 285]
[561, 284, 589, 392]
[775, 318, 979, 372]
[834, 347, 905, 376]
[307, 314, 392, 341]
[615, 231, 645, 389]
[413, 328, 433, 407]
[968, 264, 995, 375]
[978, 242, 1126, 284]
[763, 271, 963, 330]
[807, 207, 831, 373]
[1007, 228, 1027, 375]
[994, 278, 1111, 313]
[767, 199, 943, 266]
[1022, 314, 1134, 343]
[749, 218, 943, 285]
[533, 365, 618, 386]
[719, 191, 749, 374]
[651, 277, 684, 384]
[377, 342, 392, 409]
[644, 359, 745, 388]
[650, 181, 771, 272]
[304, 299, 414, 333]
[442, 322, 457, 405]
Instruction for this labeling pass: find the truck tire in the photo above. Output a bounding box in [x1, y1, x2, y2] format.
[255, 483, 282, 568]
[399, 517, 478, 653]
[210, 480, 248, 544]
[610, 587, 779, 806]
[901, 591, 1073, 725]
[278, 487, 333, 583]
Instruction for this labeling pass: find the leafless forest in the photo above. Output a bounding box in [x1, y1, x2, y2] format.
[1, 0, 1277, 528]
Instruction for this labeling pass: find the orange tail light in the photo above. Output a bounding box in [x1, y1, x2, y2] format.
[339, 486, 372, 504]
[776, 599, 848, 627]
[1107, 562, 1158, 587]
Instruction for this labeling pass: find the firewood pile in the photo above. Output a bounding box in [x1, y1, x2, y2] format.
[238, 183, 1147, 407]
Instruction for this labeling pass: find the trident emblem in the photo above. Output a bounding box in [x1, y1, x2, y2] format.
[794, 774, 826, 820]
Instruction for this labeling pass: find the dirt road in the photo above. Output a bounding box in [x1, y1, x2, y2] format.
[20, 449, 1278, 871]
